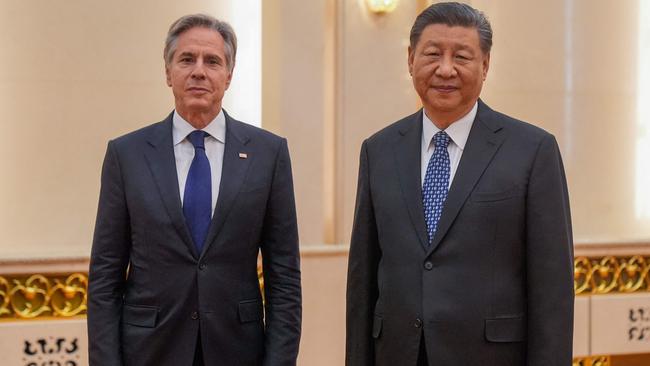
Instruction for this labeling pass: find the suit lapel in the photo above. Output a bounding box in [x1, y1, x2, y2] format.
[393, 110, 429, 250]
[144, 114, 198, 258]
[200, 113, 252, 258]
[426, 100, 505, 255]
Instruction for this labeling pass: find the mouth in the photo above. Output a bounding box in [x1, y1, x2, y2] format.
[187, 87, 210, 93]
[432, 85, 458, 93]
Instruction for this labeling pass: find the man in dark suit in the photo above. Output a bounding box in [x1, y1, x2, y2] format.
[346, 3, 573, 365]
[88, 14, 301, 366]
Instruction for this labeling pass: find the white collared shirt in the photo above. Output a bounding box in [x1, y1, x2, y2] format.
[172, 110, 226, 217]
[421, 102, 477, 188]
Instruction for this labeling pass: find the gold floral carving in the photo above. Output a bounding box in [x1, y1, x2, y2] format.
[0, 276, 10, 316]
[0, 273, 87, 319]
[49, 273, 88, 317]
[572, 356, 610, 366]
[574, 256, 650, 295]
[10, 274, 51, 318]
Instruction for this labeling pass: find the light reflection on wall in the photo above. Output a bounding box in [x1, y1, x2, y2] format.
[222, 0, 262, 126]
[637, 0, 650, 219]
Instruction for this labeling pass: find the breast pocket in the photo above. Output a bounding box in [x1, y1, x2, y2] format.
[471, 186, 522, 204]
[240, 184, 269, 194]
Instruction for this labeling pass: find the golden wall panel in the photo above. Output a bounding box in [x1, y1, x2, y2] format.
[0, 273, 87, 320]
[575, 256, 650, 295]
[574, 356, 611, 366]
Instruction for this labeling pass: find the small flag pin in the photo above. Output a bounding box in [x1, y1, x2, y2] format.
[239, 153, 248, 159]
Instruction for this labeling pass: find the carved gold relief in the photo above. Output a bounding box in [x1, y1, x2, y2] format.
[10, 274, 51, 318]
[0, 273, 87, 320]
[575, 256, 650, 295]
[50, 273, 87, 317]
[573, 355, 610, 366]
[0, 276, 10, 316]
[258, 255, 265, 304]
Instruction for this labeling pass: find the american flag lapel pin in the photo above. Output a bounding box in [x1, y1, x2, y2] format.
[239, 152, 248, 159]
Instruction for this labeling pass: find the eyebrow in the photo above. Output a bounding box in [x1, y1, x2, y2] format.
[421, 41, 474, 51]
[176, 51, 224, 62]
[177, 51, 196, 58]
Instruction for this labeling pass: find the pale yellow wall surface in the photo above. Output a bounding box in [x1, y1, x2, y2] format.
[474, 0, 649, 242]
[336, 0, 421, 243]
[4, 0, 649, 260]
[0, 0, 231, 259]
[262, 0, 332, 245]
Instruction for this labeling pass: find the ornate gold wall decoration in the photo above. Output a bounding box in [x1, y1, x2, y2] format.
[49, 273, 87, 317]
[0, 276, 10, 316]
[0, 255, 647, 319]
[10, 274, 51, 318]
[574, 256, 650, 295]
[573, 356, 610, 366]
[0, 273, 87, 320]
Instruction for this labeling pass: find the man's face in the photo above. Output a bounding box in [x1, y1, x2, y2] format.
[166, 27, 232, 119]
[408, 24, 489, 123]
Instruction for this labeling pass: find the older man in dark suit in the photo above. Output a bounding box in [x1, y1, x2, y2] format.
[346, 2, 574, 365]
[88, 14, 301, 366]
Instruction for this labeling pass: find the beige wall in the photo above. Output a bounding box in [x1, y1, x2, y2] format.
[262, 0, 335, 245]
[264, 0, 650, 245]
[0, 0, 233, 259]
[3, 0, 649, 259]
[473, 0, 648, 242]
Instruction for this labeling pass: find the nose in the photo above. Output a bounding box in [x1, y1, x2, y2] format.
[190, 60, 207, 80]
[435, 55, 457, 78]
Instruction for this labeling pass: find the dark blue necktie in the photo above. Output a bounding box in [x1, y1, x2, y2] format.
[183, 130, 212, 254]
[422, 131, 451, 247]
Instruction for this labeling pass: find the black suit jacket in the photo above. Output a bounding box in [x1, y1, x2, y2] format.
[346, 100, 574, 366]
[88, 112, 301, 366]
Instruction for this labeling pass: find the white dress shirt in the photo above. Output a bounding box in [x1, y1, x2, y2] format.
[173, 110, 226, 217]
[421, 102, 478, 188]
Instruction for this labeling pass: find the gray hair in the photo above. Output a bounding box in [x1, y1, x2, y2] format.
[410, 2, 492, 54]
[164, 14, 237, 72]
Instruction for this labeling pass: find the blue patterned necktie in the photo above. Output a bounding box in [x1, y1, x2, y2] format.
[422, 131, 451, 247]
[183, 130, 212, 254]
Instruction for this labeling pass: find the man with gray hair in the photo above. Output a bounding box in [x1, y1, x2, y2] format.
[346, 2, 573, 365]
[88, 14, 301, 366]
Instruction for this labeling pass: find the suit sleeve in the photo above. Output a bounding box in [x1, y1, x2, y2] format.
[346, 140, 380, 366]
[87, 140, 131, 366]
[260, 138, 302, 366]
[525, 134, 574, 365]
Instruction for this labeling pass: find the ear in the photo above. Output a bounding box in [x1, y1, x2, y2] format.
[481, 52, 490, 81]
[407, 46, 414, 76]
[165, 65, 172, 87]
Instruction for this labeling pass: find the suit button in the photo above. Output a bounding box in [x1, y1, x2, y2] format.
[424, 261, 433, 270]
[199, 263, 206, 270]
[191, 311, 199, 320]
[414, 318, 422, 328]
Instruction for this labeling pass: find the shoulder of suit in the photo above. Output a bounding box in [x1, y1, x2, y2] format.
[487, 107, 554, 143]
[227, 116, 285, 144]
[364, 110, 421, 146]
[108, 118, 168, 148]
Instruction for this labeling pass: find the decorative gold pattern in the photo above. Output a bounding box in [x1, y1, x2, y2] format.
[0, 273, 87, 319]
[0, 276, 10, 316]
[0, 255, 647, 319]
[49, 273, 87, 317]
[258, 255, 265, 304]
[574, 256, 650, 295]
[572, 355, 610, 366]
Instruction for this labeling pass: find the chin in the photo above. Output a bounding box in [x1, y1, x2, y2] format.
[428, 102, 459, 112]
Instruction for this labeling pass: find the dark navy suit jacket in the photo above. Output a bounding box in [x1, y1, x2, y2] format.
[88, 111, 301, 366]
[346, 100, 574, 366]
